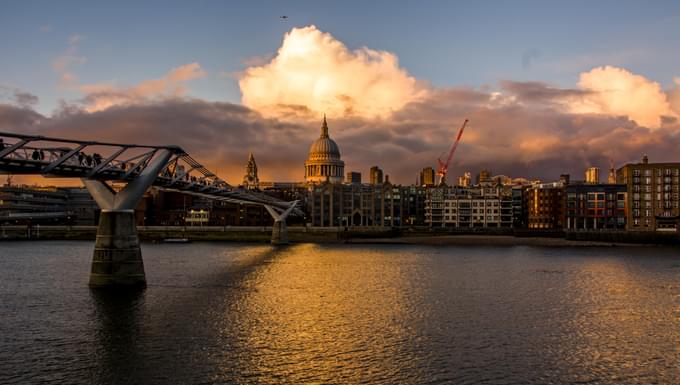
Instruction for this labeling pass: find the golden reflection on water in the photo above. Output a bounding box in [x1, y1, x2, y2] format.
[558, 257, 680, 381]
[222, 243, 429, 384]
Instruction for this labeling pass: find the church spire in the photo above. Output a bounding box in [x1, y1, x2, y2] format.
[321, 114, 329, 138]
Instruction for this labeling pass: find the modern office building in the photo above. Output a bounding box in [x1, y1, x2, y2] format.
[477, 169, 492, 184]
[346, 171, 361, 184]
[419, 167, 435, 187]
[512, 185, 528, 228]
[585, 167, 600, 184]
[457, 171, 471, 187]
[426, 185, 512, 228]
[369, 166, 384, 185]
[565, 183, 627, 230]
[616, 155, 680, 231]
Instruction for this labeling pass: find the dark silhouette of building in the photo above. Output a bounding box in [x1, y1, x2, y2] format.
[346, 171, 361, 184]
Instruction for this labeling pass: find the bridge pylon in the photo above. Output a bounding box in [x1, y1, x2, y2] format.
[264, 201, 298, 245]
[83, 149, 173, 288]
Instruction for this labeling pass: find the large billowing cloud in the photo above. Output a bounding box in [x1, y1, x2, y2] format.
[239, 25, 427, 119]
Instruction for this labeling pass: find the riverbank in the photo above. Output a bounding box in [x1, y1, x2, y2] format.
[1, 225, 677, 246]
[346, 235, 653, 247]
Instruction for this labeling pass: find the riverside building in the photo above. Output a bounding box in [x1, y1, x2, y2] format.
[565, 183, 627, 230]
[426, 185, 513, 228]
[525, 182, 565, 229]
[616, 155, 680, 231]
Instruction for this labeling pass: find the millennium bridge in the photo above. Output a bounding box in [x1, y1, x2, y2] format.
[0, 131, 300, 288]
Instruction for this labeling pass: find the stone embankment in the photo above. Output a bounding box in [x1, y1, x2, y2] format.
[1, 225, 677, 245]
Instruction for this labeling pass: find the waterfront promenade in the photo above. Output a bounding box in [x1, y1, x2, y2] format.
[2, 224, 678, 245]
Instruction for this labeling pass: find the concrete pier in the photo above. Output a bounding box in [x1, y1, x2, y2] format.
[89, 210, 146, 288]
[264, 201, 298, 245]
[271, 219, 289, 245]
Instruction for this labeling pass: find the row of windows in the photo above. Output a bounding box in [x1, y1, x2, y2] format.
[443, 200, 504, 207]
[633, 185, 678, 192]
[632, 193, 680, 201]
[444, 208, 500, 214]
[632, 209, 676, 217]
[632, 169, 680, 177]
[444, 215, 505, 222]
[632, 177, 680, 184]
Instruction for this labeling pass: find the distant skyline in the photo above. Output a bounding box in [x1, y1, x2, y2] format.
[2, 1, 680, 184]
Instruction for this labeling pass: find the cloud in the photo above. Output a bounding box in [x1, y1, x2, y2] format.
[5, 26, 680, 187]
[568, 65, 677, 128]
[78, 62, 207, 112]
[52, 35, 87, 85]
[50, 36, 206, 112]
[0, 86, 39, 108]
[239, 25, 428, 119]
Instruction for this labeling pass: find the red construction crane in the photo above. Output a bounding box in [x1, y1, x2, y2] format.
[436, 118, 469, 186]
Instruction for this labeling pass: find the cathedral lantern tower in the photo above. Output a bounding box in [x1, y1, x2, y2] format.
[304, 115, 345, 184]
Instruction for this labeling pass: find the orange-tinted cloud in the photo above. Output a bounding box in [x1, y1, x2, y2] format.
[51, 36, 206, 112]
[568, 65, 677, 128]
[239, 25, 427, 119]
[78, 62, 207, 112]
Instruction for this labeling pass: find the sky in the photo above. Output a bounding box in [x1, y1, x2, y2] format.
[2, 1, 680, 184]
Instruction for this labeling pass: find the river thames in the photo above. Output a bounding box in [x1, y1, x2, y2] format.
[1, 241, 680, 384]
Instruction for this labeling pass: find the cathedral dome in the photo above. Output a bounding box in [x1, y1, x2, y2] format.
[304, 115, 344, 184]
[308, 136, 341, 161]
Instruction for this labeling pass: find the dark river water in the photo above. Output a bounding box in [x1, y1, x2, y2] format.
[1, 241, 680, 384]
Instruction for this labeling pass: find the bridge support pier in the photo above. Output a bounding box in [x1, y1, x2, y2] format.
[83, 149, 173, 288]
[270, 217, 289, 245]
[90, 210, 145, 288]
[264, 201, 298, 245]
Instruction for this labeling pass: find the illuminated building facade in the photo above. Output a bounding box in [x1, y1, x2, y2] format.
[616, 156, 680, 231]
[585, 167, 600, 184]
[525, 182, 565, 229]
[419, 167, 435, 187]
